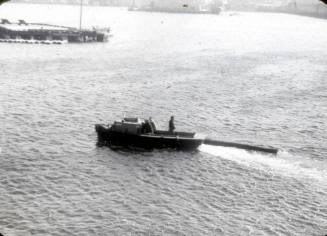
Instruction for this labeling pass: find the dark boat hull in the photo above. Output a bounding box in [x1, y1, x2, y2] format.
[95, 124, 203, 151]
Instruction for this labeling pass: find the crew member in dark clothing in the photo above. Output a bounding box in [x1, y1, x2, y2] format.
[169, 116, 175, 133]
[142, 120, 152, 133]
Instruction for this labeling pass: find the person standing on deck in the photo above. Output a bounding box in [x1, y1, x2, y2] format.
[169, 116, 175, 133]
[149, 117, 156, 133]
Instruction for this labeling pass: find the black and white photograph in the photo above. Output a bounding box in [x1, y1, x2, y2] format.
[0, 0, 326, 235]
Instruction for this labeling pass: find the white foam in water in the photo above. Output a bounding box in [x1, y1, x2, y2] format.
[199, 144, 327, 182]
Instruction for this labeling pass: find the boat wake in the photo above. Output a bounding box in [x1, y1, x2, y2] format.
[199, 144, 327, 183]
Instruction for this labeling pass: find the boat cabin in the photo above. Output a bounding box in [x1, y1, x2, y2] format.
[110, 117, 146, 135]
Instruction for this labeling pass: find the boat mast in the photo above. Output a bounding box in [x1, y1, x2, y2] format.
[79, 0, 83, 31]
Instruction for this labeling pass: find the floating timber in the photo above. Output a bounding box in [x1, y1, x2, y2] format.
[0, 19, 110, 44]
[204, 139, 278, 154]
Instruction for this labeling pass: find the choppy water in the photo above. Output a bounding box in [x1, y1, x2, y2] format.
[1, 3, 327, 236]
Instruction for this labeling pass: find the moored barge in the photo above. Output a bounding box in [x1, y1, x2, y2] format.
[0, 19, 109, 44]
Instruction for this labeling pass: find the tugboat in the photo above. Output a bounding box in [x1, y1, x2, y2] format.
[95, 117, 204, 151]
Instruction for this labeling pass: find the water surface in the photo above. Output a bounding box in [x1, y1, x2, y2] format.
[1, 4, 327, 235]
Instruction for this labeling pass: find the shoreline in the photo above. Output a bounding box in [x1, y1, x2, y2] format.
[4, 2, 327, 20]
[244, 9, 327, 20]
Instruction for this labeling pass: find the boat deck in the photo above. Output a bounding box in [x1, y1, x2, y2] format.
[141, 130, 205, 140]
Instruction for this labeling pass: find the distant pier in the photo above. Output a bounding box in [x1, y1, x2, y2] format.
[0, 19, 110, 44]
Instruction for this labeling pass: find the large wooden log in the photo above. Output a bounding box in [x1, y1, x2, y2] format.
[204, 139, 278, 154]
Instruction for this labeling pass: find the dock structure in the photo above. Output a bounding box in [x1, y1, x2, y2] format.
[0, 19, 110, 44]
[128, 0, 222, 14]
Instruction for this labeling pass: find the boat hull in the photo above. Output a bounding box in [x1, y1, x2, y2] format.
[95, 124, 203, 151]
